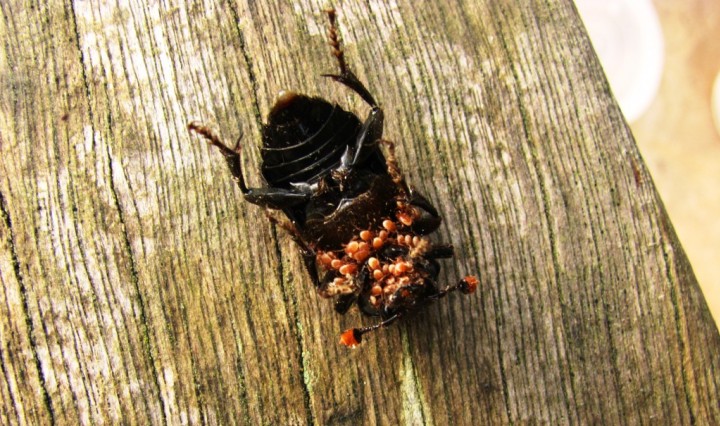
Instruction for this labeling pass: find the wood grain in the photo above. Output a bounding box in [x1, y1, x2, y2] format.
[0, 1, 718, 424]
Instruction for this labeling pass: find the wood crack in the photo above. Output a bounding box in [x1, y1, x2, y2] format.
[660, 216, 697, 424]
[271, 226, 316, 425]
[0, 188, 55, 423]
[104, 146, 169, 424]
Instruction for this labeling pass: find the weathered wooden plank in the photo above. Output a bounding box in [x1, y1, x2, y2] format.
[0, 0, 718, 424]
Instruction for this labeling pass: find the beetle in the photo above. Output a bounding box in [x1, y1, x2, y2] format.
[188, 8, 478, 347]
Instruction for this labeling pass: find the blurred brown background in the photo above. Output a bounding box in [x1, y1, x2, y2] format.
[577, 0, 720, 327]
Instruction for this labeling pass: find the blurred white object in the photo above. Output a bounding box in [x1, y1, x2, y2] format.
[713, 71, 720, 137]
[574, 0, 665, 122]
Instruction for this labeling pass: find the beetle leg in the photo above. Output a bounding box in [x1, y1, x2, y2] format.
[322, 71, 378, 108]
[344, 106, 384, 169]
[244, 189, 309, 210]
[405, 189, 442, 234]
[425, 243, 454, 259]
[332, 105, 384, 179]
[264, 211, 322, 289]
[188, 122, 309, 209]
[407, 190, 439, 217]
[334, 293, 357, 314]
[302, 251, 322, 289]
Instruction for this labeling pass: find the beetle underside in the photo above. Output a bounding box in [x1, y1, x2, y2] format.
[188, 8, 478, 347]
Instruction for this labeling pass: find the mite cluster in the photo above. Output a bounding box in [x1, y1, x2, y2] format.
[189, 8, 478, 347]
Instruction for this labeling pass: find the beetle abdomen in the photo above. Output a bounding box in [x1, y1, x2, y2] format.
[261, 93, 361, 188]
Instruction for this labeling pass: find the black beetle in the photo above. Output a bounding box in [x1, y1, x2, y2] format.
[189, 9, 477, 347]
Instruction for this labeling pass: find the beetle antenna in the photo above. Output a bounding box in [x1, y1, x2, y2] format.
[321, 8, 379, 107]
[340, 313, 403, 348]
[187, 121, 249, 194]
[325, 7, 348, 75]
[430, 276, 479, 299]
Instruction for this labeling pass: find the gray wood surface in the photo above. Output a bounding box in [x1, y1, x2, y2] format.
[1, 1, 718, 424]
